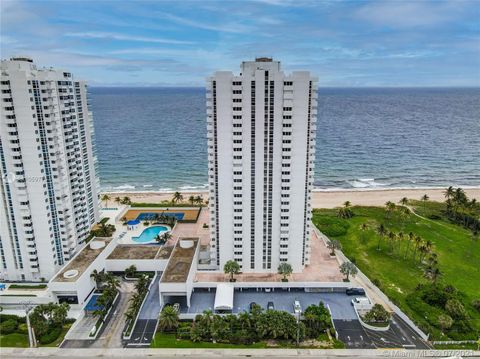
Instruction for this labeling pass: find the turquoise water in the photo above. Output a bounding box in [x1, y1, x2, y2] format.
[132, 225, 169, 243]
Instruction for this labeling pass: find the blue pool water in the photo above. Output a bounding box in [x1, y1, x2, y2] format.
[132, 225, 169, 243]
[136, 212, 184, 221]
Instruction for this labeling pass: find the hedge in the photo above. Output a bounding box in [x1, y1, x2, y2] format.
[38, 326, 62, 345]
[0, 319, 18, 334]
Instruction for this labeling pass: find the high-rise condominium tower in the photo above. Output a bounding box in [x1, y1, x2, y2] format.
[0, 57, 99, 281]
[207, 58, 317, 273]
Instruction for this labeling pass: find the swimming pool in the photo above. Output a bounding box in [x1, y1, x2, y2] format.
[132, 225, 169, 243]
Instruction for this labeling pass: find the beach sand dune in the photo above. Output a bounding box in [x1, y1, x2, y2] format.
[105, 188, 479, 209]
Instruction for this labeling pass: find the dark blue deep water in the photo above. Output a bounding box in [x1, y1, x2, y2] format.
[90, 87, 480, 192]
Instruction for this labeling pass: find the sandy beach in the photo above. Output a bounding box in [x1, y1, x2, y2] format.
[105, 187, 480, 209]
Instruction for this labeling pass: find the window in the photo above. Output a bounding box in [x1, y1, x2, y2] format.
[283, 107, 292, 111]
[233, 81, 242, 85]
[284, 81, 293, 86]
[233, 90, 242, 94]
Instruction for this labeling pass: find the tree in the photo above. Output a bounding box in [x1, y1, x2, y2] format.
[158, 306, 179, 332]
[399, 197, 409, 206]
[385, 201, 396, 219]
[437, 314, 453, 334]
[188, 195, 195, 206]
[363, 304, 391, 323]
[90, 269, 104, 289]
[101, 194, 110, 208]
[337, 201, 353, 219]
[172, 192, 183, 204]
[224, 260, 240, 282]
[444, 186, 455, 201]
[376, 224, 387, 250]
[125, 265, 136, 278]
[339, 261, 358, 281]
[278, 262, 293, 282]
[195, 195, 204, 207]
[421, 194, 429, 215]
[156, 231, 172, 244]
[30, 302, 70, 337]
[114, 197, 121, 206]
[104, 273, 121, 291]
[327, 239, 342, 256]
[121, 196, 132, 205]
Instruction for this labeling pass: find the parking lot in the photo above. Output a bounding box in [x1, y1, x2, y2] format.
[163, 287, 430, 349]
[164, 287, 361, 320]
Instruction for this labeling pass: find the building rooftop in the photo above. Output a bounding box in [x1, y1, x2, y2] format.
[54, 238, 112, 282]
[107, 244, 161, 260]
[161, 238, 198, 283]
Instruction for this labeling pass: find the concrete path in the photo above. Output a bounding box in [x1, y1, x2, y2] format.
[2, 348, 478, 358]
[89, 281, 134, 348]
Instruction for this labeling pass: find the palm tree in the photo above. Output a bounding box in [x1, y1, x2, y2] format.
[224, 260, 240, 282]
[376, 224, 387, 250]
[421, 194, 429, 215]
[114, 197, 121, 206]
[387, 231, 396, 254]
[412, 235, 422, 262]
[172, 192, 183, 204]
[101, 194, 110, 208]
[385, 201, 396, 219]
[188, 195, 195, 206]
[125, 265, 136, 278]
[404, 232, 414, 259]
[104, 273, 121, 291]
[90, 269, 104, 289]
[121, 196, 131, 205]
[277, 262, 293, 282]
[158, 306, 179, 332]
[195, 195, 204, 207]
[399, 197, 409, 206]
[444, 186, 454, 201]
[343, 201, 351, 208]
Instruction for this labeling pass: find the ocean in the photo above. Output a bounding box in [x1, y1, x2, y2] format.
[90, 87, 480, 192]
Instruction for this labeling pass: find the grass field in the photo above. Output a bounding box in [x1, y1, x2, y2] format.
[312, 203, 480, 340]
[150, 333, 268, 348]
[0, 333, 29, 348]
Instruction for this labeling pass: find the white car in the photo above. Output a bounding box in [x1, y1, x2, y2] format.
[293, 300, 302, 314]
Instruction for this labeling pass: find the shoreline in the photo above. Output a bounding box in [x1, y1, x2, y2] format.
[103, 187, 480, 209]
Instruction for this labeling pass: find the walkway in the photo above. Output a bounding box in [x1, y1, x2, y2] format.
[127, 272, 162, 347]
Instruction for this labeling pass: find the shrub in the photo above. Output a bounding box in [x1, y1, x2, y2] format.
[176, 322, 192, 340]
[472, 299, 480, 312]
[445, 299, 467, 319]
[39, 326, 62, 344]
[0, 319, 18, 334]
[323, 223, 348, 237]
[17, 323, 29, 335]
[372, 278, 382, 289]
[363, 304, 391, 323]
[0, 314, 25, 324]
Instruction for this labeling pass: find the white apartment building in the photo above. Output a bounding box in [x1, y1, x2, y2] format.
[207, 58, 317, 273]
[0, 57, 99, 281]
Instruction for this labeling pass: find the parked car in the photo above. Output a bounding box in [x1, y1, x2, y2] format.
[249, 302, 258, 312]
[293, 300, 302, 314]
[351, 297, 370, 306]
[267, 301, 275, 310]
[346, 287, 365, 296]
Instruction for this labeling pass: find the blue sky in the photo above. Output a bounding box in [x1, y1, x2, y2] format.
[1, 0, 479, 86]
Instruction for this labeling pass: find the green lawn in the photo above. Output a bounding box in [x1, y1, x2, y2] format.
[150, 333, 268, 348]
[312, 204, 480, 340]
[0, 333, 29, 348]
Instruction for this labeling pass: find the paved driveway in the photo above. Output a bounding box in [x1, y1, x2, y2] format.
[180, 288, 359, 320]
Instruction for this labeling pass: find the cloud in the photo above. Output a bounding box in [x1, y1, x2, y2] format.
[156, 12, 252, 34]
[355, 1, 469, 28]
[65, 31, 194, 45]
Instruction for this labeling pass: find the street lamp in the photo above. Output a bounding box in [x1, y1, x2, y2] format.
[21, 301, 36, 348]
